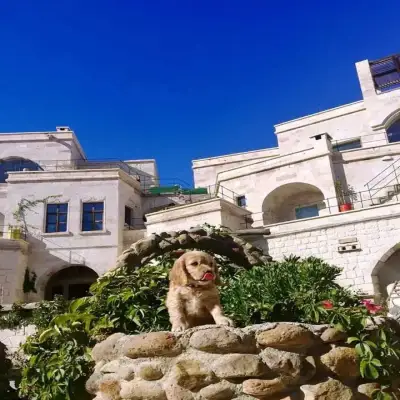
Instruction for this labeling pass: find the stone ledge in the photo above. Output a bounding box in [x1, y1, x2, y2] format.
[87, 322, 384, 400]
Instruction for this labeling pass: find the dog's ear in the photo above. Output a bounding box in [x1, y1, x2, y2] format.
[169, 256, 189, 286]
[209, 255, 221, 286]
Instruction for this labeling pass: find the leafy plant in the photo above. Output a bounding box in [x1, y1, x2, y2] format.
[220, 255, 359, 326]
[334, 179, 358, 205]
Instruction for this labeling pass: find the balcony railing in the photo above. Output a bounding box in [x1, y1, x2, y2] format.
[240, 187, 400, 229]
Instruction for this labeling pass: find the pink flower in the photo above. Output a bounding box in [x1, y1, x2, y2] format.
[322, 300, 334, 309]
[362, 299, 383, 314]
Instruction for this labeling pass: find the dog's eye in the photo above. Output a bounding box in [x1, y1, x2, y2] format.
[191, 261, 198, 266]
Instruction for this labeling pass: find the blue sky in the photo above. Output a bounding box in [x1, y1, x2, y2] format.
[0, 1, 399, 185]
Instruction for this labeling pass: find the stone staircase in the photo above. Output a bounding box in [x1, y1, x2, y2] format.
[370, 183, 400, 206]
[364, 158, 400, 206]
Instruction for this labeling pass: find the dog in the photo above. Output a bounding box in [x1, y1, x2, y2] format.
[166, 251, 234, 332]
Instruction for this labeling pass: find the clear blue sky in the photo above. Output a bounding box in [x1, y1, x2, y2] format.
[0, 1, 399, 185]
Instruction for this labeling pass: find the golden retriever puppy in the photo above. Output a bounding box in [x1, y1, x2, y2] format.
[166, 251, 234, 332]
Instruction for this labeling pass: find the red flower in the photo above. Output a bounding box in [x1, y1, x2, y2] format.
[362, 299, 382, 314]
[322, 300, 334, 309]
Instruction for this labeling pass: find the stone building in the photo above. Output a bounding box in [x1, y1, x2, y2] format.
[1, 53, 400, 305]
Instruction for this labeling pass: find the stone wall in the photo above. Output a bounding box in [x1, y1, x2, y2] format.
[87, 323, 379, 400]
[0, 325, 36, 354]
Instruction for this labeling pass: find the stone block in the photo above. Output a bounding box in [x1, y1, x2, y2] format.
[320, 347, 359, 379]
[301, 379, 354, 400]
[212, 354, 267, 379]
[198, 381, 237, 400]
[189, 327, 256, 354]
[120, 380, 167, 400]
[256, 324, 315, 351]
[242, 378, 286, 397]
[320, 328, 348, 343]
[172, 359, 214, 390]
[121, 332, 181, 359]
[137, 362, 164, 381]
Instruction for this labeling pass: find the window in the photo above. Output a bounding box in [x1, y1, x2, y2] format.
[387, 120, 400, 143]
[370, 55, 400, 93]
[125, 206, 133, 227]
[332, 139, 361, 152]
[295, 204, 319, 220]
[45, 203, 68, 233]
[236, 195, 247, 207]
[82, 202, 104, 231]
[0, 157, 42, 183]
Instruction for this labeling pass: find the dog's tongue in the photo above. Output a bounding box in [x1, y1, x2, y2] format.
[202, 272, 214, 281]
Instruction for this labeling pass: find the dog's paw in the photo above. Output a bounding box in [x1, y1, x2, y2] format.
[215, 316, 235, 327]
[171, 323, 188, 332]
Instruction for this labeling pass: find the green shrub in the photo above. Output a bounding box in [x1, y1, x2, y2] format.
[221, 255, 360, 326]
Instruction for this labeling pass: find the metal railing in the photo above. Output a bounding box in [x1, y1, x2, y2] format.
[364, 157, 400, 201]
[239, 187, 400, 229]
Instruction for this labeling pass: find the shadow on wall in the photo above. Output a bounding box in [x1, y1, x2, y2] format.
[25, 232, 94, 302]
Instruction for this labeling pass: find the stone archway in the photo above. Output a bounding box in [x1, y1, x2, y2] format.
[371, 242, 400, 303]
[262, 182, 325, 225]
[44, 265, 99, 300]
[111, 226, 272, 275]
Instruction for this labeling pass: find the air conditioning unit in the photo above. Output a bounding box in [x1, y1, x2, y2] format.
[56, 126, 71, 132]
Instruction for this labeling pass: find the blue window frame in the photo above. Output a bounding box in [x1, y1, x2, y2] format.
[295, 204, 319, 220]
[82, 202, 104, 231]
[46, 203, 68, 233]
[332, 139, 362, 152]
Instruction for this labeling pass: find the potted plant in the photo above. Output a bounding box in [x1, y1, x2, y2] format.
[8, 224, 22, 239]
[335, 179, 357, 212]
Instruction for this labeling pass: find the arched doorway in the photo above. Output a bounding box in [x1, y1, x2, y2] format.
[44, 265, 98, 300]
[387, 119, 400, 143]
[261, 182, 325, 225]
[0, 157, 42, 182]
[371, 244, 400, 303]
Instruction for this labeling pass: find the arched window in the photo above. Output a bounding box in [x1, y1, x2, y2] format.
[0, 157, 42, 183]
[387, 119, 400, 143]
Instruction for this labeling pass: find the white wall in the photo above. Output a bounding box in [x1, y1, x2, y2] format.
[4, 169, 141, 301]
[0, 239, 28, 304]
[192, 148, 280, 188]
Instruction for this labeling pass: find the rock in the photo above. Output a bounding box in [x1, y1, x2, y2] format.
[320, 347, 359, 379]
[260, 348, 315, 384]
[134, 237, 160, 256]
[121, 332, 181, 359]
[188, 227, 207, 236]
[86, 371, 104, 394]
[164, 382, 194, 400]
[138, 363, 164, 381]
[256, 324, 315, 351]
[172, 359, 214, 390]
[99, 378, 121, 400]
[92, 333, 126, 362]
[212, 354, 268, 379]
[242, 378, 286, 397]
[100, 359, 135, 381]
[189, 327, 256, 354]
[120, 380, 167, 400]
[357, 383, 380, 398]
[320, 328, 347, 343]
[301, 379, 354, 400]
[198, 381, 237, 399]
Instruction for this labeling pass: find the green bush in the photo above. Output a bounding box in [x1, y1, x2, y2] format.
[221, 255, 360, 326]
